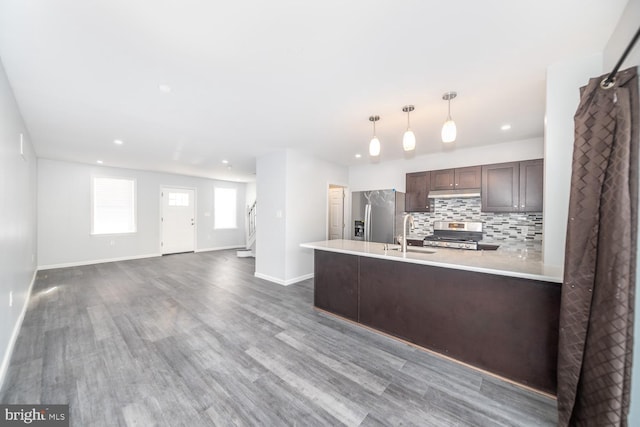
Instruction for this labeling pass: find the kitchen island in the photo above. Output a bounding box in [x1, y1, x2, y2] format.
[300, 239, 562, 394]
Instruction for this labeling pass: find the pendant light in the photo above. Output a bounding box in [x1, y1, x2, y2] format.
[402, 105, 416, 151]
[369, 115, 381, 157]
[441, 91, 457, 143]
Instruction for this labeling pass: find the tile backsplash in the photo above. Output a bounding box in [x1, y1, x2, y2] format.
[410, 198, 543, 241]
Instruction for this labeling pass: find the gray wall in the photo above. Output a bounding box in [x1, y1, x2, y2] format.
[285, 150, 349, 281]
[255, 149, 348, 285]
[543, 54, 603, 268]
[38, 158, 247, 268]
[0, 59, 38, 387]
[603, 0, 640, 423]
[255, 151, 287, 282]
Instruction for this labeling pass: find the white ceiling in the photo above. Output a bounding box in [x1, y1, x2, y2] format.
[0, 0, 628, 182]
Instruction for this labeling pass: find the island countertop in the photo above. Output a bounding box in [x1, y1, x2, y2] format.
[300, 239, 563, 283]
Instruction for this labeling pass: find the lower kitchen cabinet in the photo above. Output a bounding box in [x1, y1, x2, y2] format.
[313, 250, 359, 321]
[313, 250, 560, 394]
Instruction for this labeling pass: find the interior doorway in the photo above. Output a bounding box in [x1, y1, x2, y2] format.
[328, 185, 346, 240]
[161, 187, 196, 254]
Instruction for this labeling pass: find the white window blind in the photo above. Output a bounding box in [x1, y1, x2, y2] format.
[92, 177, 136, 234]
[214, 187, 237, 229]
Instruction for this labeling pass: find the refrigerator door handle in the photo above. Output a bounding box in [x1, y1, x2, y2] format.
[365, 204, 372, 241]
[364, 204, 368, 241]
[369, 204, 372, 241]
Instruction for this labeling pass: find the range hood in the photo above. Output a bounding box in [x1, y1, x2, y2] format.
[427, 189, 481, 199]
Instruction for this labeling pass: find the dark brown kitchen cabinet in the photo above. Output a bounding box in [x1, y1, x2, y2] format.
[313, 250, 560, 394]
[431, 166, 481, 191]
[405, 171, 430, 212]
[356, 256, 559, 394]
[519, 159, 543, 212]
[482, 162, 519, 212]
[430, 169, 455, 190]
[314, 251, 359, 321]
[481, 160, 543, 212]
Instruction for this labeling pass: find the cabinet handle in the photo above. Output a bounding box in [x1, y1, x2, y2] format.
[521, 205, 525, 208]
[513, 205, 517, 208]
[455, 183, 458, 186]
[450, 183, 453, 186]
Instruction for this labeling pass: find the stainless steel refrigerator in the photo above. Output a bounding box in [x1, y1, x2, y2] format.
[352, 189, 405, 244]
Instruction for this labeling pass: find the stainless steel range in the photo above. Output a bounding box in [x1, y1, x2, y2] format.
[423, 221, 483, 250]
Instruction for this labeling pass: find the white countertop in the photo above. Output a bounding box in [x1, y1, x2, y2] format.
[300, 239, 563, 283]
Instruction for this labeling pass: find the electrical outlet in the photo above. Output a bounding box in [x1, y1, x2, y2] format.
[9, 291, 13, 307]
[110, 240, 115, 246]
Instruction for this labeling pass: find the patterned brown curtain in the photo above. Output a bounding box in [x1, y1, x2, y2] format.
[557, 66, 638, 426]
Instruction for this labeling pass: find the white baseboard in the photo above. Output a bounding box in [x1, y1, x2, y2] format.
[0, 269, 37, 391]
[254, 272, 314, 286]
[195, 245, 245, 253]
[38, 253, 162, 270]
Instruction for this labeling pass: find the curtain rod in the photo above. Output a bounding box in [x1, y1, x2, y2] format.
[602, 25, 640, 89]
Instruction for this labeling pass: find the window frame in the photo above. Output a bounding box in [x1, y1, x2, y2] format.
[90, 175, 138, 236]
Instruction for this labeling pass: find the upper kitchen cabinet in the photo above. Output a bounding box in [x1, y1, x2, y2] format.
[481, 160, 543, 212]
[405, 171, 430, 212]
[482, 162, 519, 212]
[519, 159, 543, 212]
[430, 169, 454, 190]
[431, 166, 481, 191]
[455, 166, 482, 189]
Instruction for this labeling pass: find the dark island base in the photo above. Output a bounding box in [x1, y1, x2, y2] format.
[313, 250, 561, 394]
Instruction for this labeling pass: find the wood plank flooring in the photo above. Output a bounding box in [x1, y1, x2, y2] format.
[0, 250, 558, 426]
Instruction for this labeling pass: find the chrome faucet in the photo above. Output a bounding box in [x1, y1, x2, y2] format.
[401, 213, 415, 253]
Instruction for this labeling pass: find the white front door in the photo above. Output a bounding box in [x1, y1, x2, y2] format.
[161, 187, 196, 254]
[328, 187, 345, 240]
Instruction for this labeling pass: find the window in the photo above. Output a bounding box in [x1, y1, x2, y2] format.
[214, 187, 237, 229]
[168, 192, 189, 207]
[92, 177, 136, 234]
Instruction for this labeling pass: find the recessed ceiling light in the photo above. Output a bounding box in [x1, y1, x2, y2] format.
[96, 160, 103, 164]
[222, 159, 229, 164]
[355, 154, 362, 159]
[158, 84, 172, 93]
[113, 139, 124, 145]
[501, 124, 512, 131]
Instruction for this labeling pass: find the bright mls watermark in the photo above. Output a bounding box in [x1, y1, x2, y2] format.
[0, 405, 68, 426]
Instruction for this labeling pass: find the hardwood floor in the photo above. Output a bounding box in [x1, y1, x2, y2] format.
[0, 250, 557, 426]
